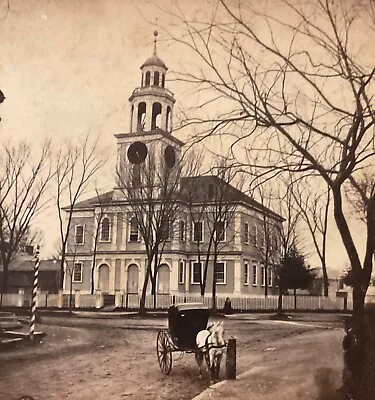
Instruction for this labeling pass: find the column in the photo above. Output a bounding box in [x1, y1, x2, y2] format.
[58, 290, 64, 309]
[112, 213, 117, 251]
[95, 290, 103, 309]
[109, 259, 115, 294]
[234, 259, 242, 294]
[170, 259, 179, 294]
[185, 260, 190, 293]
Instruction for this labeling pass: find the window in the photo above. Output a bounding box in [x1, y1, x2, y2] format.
[129, 217, 139, 242]
[193, 221, 203, 242]
[268, 267, 272, 287]
[244, 262, 249, 285]
[191, 262, 202, 284]
[73, 262, 82, 282]
[145, 71, 151, 86]
[214, 221, 225, 242]
[154, 71, 160, 86]
[74, 225, 84, 245]
[261, 265, 266, 286]
[100, 217, 110, 242]
[244, 222, 249, 244]
[178, 261, 185, 284]
[260, 229, 265, 249]
[251, 225, 258, 246]
[179, 220, 185, 242]
[252, 264, 257, 286]
[214, 262, 226, 284]
[161, 217, 170, 241]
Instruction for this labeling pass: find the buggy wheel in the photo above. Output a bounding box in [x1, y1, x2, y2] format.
[157, 330, 172, 375]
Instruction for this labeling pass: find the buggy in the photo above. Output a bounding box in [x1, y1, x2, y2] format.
[156, 303, 226, 375]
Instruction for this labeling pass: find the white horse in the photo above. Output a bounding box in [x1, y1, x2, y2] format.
[195, 321, 225, 383]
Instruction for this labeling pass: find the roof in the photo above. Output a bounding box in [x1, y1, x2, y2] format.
[62, 190, 114, 210]
[180, 176, 283, 221]
[140, 55, 167, 70]
[170, 303, 209, 312]
[4, 257, 60, 272]
[64, 177, 283, 222]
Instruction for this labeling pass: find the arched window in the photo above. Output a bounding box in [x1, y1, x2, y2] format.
[145, 71, 151, 86]
[100, 217, 110, 242]
[151, 102, 162, 130]
[161, 73, 165, 87]
[166, 106, 172, 132]
[129, 217, 139, 242]
[154, 71, 160, 86]
[137, 102, 146, 130]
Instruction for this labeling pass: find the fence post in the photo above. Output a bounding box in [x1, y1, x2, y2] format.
[226, 338, 237, 379]
[115, 290, 122, 308]
[18, 289, 24, 308]
[58, 290, 64, 308]
[75, 290, 81, 309]
[95, 290, 103, 309]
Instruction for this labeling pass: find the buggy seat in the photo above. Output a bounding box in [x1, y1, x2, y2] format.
[168, 303, 210, 349]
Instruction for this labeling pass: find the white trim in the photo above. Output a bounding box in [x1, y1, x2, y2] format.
[244, 222, 249, 244]
[178, 260, 185, 284]
[244, 261, 249, 285]
[179, 219, 186, 242]
[214, 221, 226, 242]
[192, 221, 204, 243]
[72, 261, 83, 283]
[190, 260, 203, 284]
[74, 224, 85, 245]
[128, 216, 140, 242]
[261, 264, 266, 287]
[214, 261, 226, 285]
[100, 216, 111, 242]
[252, 263, 258, 286]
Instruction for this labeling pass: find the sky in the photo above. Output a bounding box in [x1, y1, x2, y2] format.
[0, 0, 370, 276]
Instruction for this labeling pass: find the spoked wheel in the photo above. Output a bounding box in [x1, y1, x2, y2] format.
[157, 330, 172, 375]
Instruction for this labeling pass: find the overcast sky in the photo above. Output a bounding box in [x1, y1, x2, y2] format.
[0, 0, 368, 275]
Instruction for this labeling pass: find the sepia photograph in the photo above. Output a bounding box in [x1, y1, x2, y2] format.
[0, 1, 374, 399]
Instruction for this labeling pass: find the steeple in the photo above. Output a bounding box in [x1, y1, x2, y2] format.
[128, 32, 175, 133]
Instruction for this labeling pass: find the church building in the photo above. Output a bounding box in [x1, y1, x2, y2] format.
[63, 35, 283, 301]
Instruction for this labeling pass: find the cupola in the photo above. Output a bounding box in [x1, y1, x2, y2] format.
[128, 31, 175, 134]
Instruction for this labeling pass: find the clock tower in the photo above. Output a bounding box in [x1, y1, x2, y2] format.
[114, 32, 183, 195]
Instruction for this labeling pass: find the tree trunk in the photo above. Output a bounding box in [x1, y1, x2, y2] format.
[264, 265, 268, 297]
[293, 289, 297, 310]
[277, 287, 283, 315]
[322, 261, 329, 297]
[69, 275, 73, 313]
[139, 267, 150, 315]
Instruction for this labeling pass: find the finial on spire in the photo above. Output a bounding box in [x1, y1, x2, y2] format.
[153, 30, 158, 55]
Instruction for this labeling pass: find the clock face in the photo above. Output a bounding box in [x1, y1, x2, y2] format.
[127, 142, 148, 164]
[164, 146, 176, 168]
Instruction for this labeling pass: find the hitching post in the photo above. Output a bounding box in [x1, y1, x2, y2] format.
[29, 245, 40, 341]
[226, 337, 237, 379]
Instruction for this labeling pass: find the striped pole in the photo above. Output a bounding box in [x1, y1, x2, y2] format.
[29, 245, 40, 341]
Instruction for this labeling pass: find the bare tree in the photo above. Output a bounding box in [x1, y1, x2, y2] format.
[161, 0, 374, 351]
[55, 134, 107, 290]
[116, 148, 184, 312]
[182, 157, 242, 310]
[0, 141, 53, 301]
[291, 179, 331, 296]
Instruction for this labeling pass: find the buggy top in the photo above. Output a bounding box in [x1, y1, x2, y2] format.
[168, 303, 210, 349]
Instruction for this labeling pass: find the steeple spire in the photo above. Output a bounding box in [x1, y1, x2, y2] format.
[153, 30, 158, 56]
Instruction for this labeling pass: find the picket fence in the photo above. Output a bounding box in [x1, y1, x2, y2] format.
[0, 291, 352, 312]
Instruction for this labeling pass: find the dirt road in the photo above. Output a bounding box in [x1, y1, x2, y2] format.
[0, 315, 342, 400]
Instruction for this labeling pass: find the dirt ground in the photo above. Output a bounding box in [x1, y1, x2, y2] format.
[0, 315, 343, 400]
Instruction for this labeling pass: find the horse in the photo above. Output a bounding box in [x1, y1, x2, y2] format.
[195, 321, 225, 383]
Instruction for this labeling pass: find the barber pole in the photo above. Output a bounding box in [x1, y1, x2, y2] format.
[29, 245, 40, 341]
